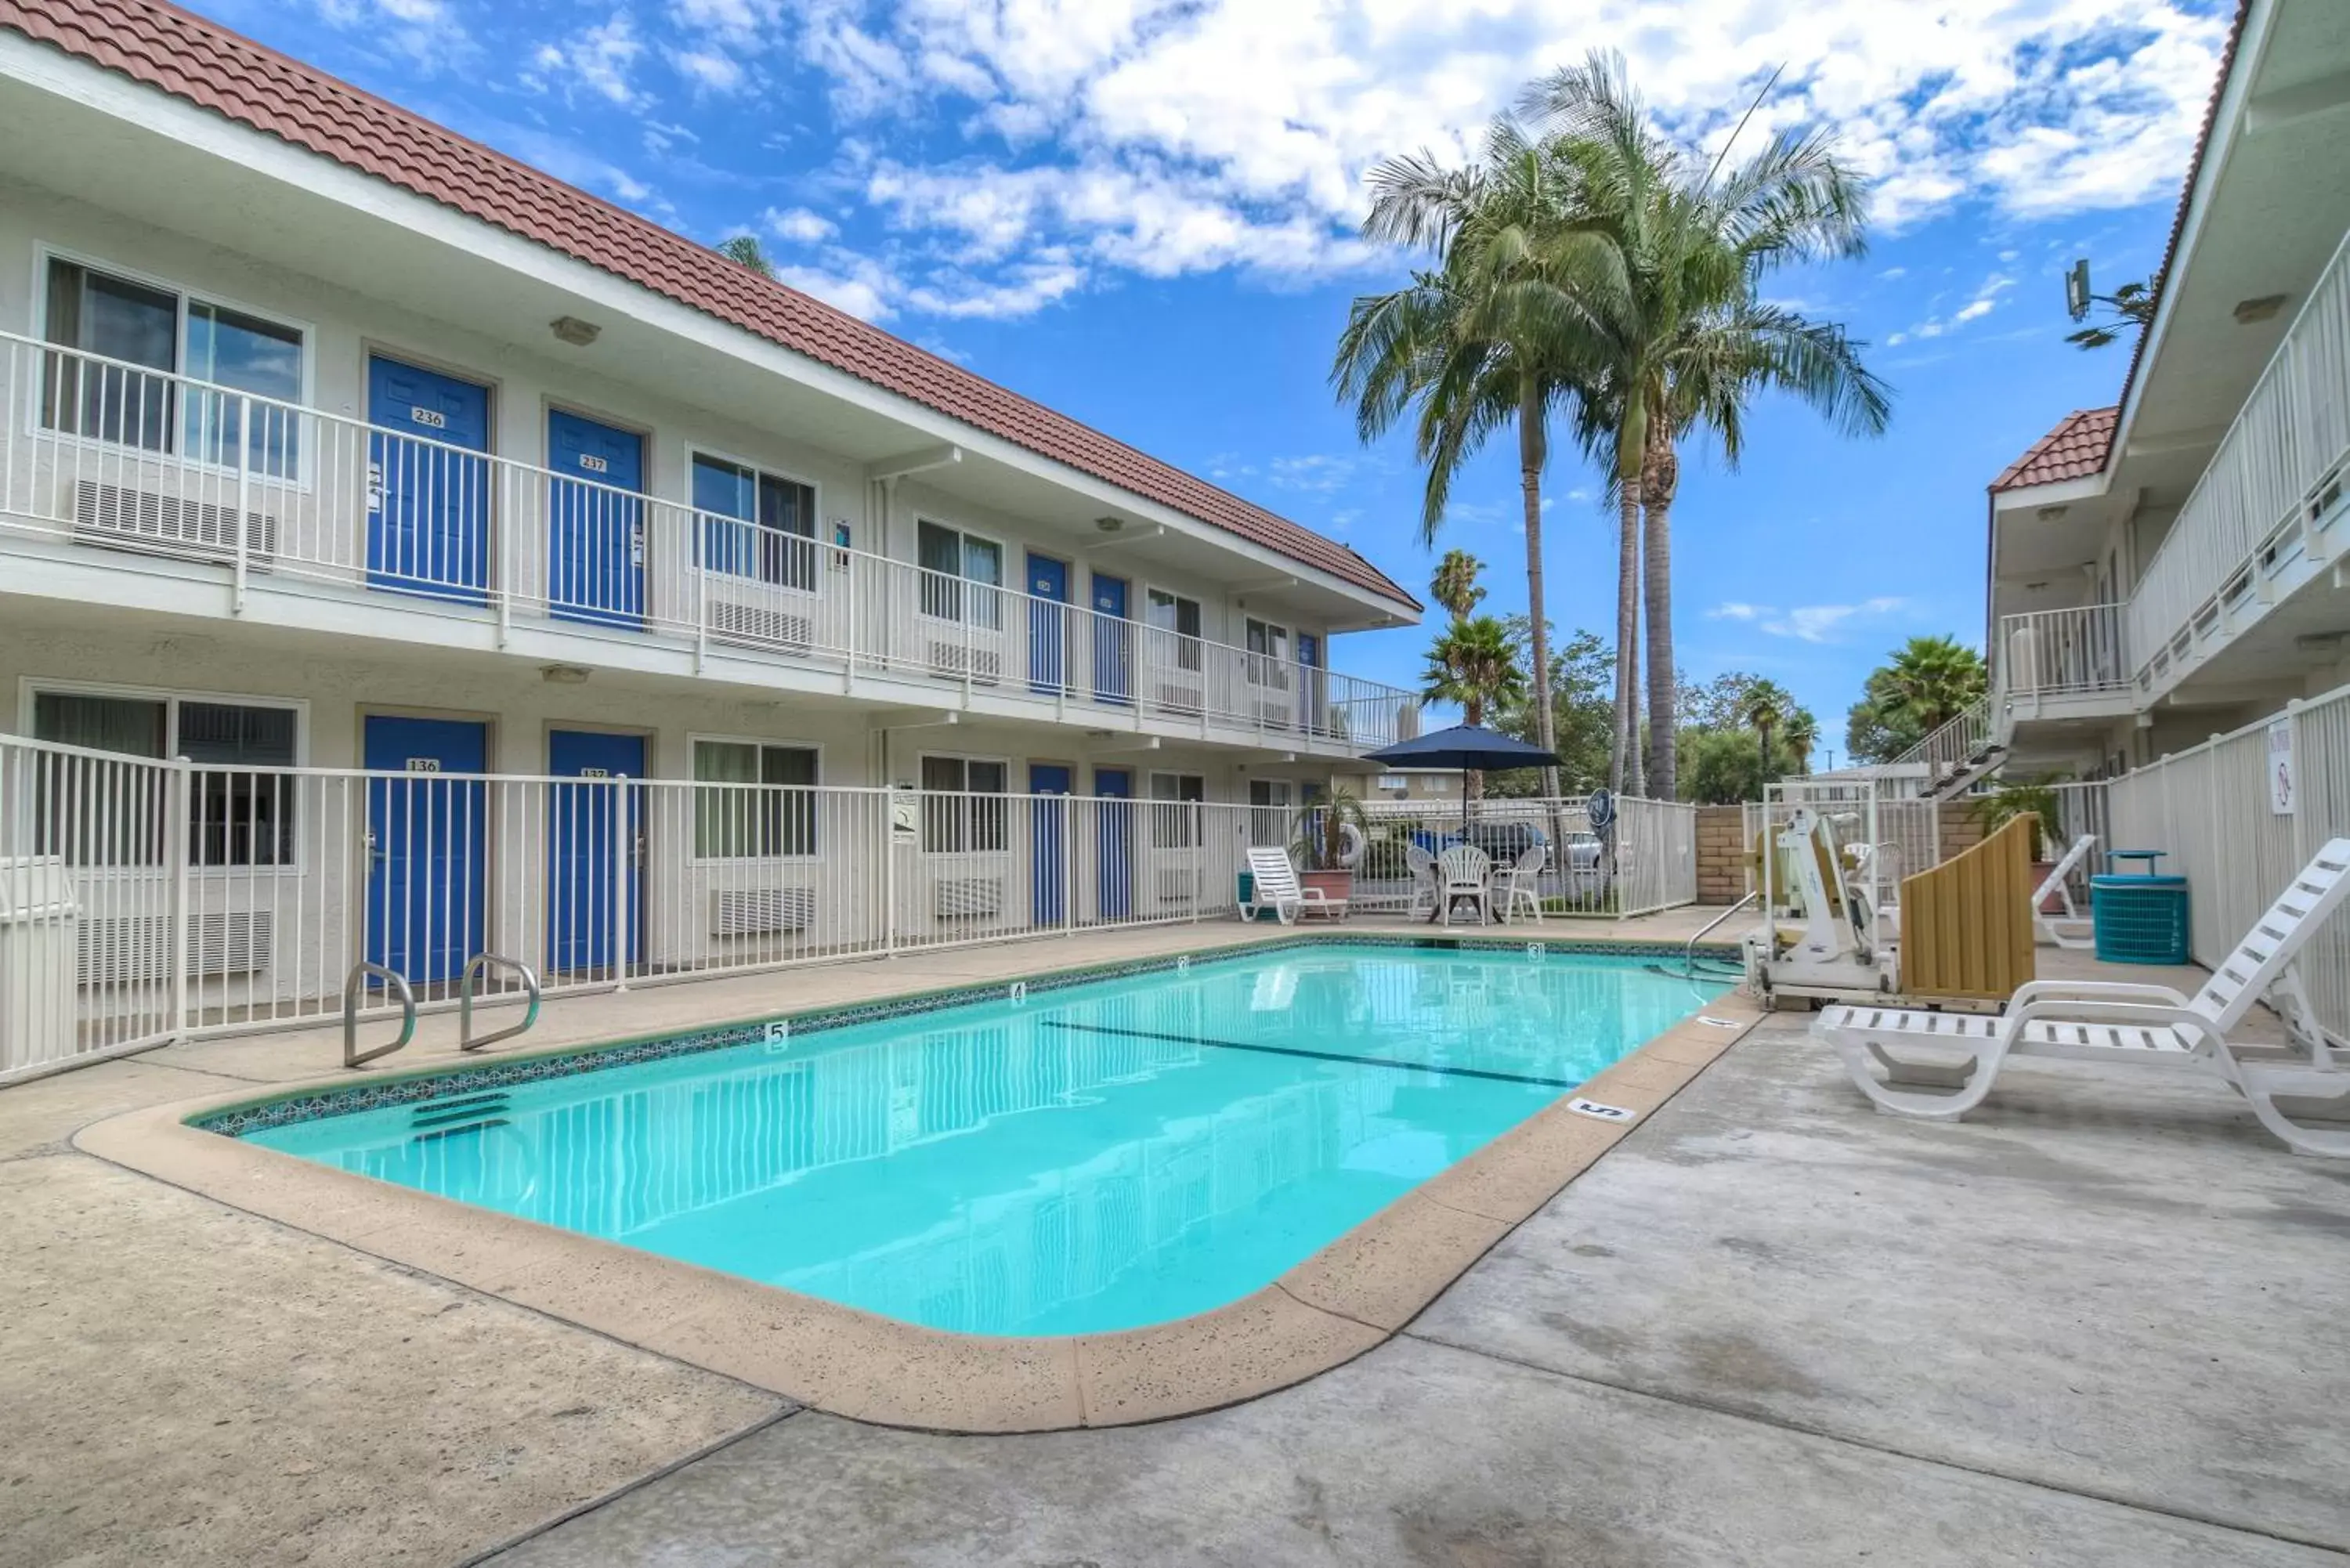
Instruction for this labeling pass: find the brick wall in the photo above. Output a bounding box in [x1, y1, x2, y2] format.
[1938, 804, 1986, 864]
[1695, 804, 1747, 905]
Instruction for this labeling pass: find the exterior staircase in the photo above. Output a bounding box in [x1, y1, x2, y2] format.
[1895, 699, 2007, 800]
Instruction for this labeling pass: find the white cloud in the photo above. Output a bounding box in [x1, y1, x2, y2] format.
[774, 253, 897, 320]
[313, 0, 472, 67]
[671, 49, 745, 92]
[1267, 454, 1357, 493]
[765, 206, 840, 244]
[1708, 597, 1905, 641]
[526, 11, 650, 109]
[776, 0, 2225, 310]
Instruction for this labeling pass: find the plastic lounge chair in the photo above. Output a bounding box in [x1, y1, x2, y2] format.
[1817, 837, 2350, 1157]
[1436, 844, 1491, 928]
[1405, 842, 1437, 922]
[1241, 847, 1343, 926]
[2031, 833, 2099, 948]
[1499, 843, 1546, 924]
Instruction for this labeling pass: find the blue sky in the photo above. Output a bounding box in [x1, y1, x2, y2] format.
[200, 0, 2230, 762]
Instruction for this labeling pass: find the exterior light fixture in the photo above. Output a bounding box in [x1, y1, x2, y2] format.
[1094, 515, 1124, 533]
[540, 664, 591, 685]
[549, 316, 602, 346]
[2232, 294, 2288, 324]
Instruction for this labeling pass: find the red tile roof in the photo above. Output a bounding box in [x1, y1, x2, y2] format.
[0, 0, 1420, 612]
[1990, 406, 2117, 493]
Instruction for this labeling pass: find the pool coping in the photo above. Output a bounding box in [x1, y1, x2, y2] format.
[74, 934, 1763, 1433]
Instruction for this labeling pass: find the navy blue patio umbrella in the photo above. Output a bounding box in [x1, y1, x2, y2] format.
[1361, 723, 1561, 828]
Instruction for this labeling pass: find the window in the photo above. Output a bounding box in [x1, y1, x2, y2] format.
[1376, 774, 1408, 793]
[1147, 590, 1203, 671]
[1246, 617, 1292, 688]
[917, 521, 1003, 627]
[32, 690, 298, 866]
[920, 755, 1007, 853]
[692, 739, 819, 858]
[42, 258, 304, 475]
[1148, 771, 1205, 847]
[693, 455, 816, 592]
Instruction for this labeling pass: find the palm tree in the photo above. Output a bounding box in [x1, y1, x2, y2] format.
[1422, 614, 1528, 799]
[1782, 707, 1818, 775]
[1335, 117, 1619, 801]
[1741, 681, 1788, 783]
[720, 234, 776, 278]
[1430, 549, 1487, 620]
[1527, 54, 1890, 802]
[1881, 634, 1987, 734]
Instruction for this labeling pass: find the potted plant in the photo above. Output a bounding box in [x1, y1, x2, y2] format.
[1291, 788, 1371, 911]
[1969, 773, 2065, 908]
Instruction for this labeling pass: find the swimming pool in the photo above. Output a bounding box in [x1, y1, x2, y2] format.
[236, 942, 1723, 1336]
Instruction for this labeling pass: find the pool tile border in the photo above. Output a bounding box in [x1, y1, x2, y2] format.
[75, 935, 1762, 1435]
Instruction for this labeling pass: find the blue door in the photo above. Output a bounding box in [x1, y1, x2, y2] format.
[1091, 573, 1130, 706]
[1297, 632, 1325, 735]
[1094, 766, 1132, 919]
[1028, 554, 1070, 694]
[1031, 763, 1071, 926]
[548, 730, 644, 977]
[367, 357, 491, 603]
[548, 410, 645, 629]
[363, 716, 487, 987]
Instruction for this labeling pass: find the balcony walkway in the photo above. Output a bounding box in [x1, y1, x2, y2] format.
[2, 919, 2338, 1566]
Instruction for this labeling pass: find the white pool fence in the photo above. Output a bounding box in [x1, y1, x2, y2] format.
[0, 734, 1698, 1083]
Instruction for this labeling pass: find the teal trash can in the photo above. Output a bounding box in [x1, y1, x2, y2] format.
[1236, 871, 1279, 921]
[2091, 873, 2189, 963]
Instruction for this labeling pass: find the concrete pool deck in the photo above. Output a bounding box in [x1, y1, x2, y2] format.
[4, 915, 2345, 1563]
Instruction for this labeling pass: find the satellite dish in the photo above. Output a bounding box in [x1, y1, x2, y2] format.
[1587, 788, 1615, 831]
[2065, 258, 2092, 323]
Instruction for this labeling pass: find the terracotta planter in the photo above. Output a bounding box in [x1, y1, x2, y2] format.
[1300, 869, 1353, 915]
[2031, 861, 2063, 912]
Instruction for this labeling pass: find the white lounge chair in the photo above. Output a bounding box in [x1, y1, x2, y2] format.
[1499, 843, 1546, 924]
[2031, 833, 2099, 948]
[1436, 844, 1491, 927]
[1818, 837, 2350, 1157]
[1404, 841, 1437, 922]
[1241, 847, 1344, 925]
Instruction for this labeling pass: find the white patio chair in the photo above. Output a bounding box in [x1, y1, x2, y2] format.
[2031, 833, 2099, 948]
[1435, 844, 1492, 928]
[1499, 842, 1546, 924]
[1240, 846, 1343, 926]
[1817, 837, 2350, 1157]
[1405, 841, 1437, 921]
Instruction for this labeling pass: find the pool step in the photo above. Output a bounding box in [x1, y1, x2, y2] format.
[410, 1093, 513, 1141]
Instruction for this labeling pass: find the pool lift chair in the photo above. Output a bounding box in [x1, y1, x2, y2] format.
[1742, 794, 1897, 1004]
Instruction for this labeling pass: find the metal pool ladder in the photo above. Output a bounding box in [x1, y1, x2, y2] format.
[1676, 891, 1759, 978]
[342, 963, 416, 1068]
[460, 953, 542, 1053]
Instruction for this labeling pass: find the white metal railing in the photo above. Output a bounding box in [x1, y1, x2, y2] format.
[1891, 697, 1994, 792]
[2103, 682, 2350, 1044]
[2125, 226, 2350, 698]
[0, 730, 1296, 1083]
[0, 331, 1419, 752]
[1352, 796, 1698, 917]
[1998, 604, 2129, 703]
[1741, 784, 1944, 898]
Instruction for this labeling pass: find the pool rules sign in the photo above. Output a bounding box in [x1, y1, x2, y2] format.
[2269, 718, 2296, 816]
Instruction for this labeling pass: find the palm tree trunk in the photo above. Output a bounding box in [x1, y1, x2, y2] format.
[1466, 698, 1487, 801]
[1517, 376, 1559, 800]
[1611, 478, 1640, 797]
[1642, 436, 1679, 803]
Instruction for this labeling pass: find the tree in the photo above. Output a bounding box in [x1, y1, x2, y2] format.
[1525, 53, 1889, 802]
[1842, 635, 1987, 762]
[1740, 679, 1790, 780]
[1781, 706, 1819, 774]
[1423, 615, 1528, 798]
[2066, 274, 2158, 351]
[1492, 620, 1614, 794]
[1430, 549, 1488, 620]
[1336, 116, 1618, 800]
[720, 235, 776, 278]
[1678, 669, 1775, 732]
[1679, 725, 1807, 805]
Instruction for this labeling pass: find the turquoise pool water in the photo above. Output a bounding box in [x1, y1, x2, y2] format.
[244, 944, 1722, 1335]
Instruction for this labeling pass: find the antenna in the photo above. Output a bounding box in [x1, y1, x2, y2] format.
[2065, 258, 2092, 323]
